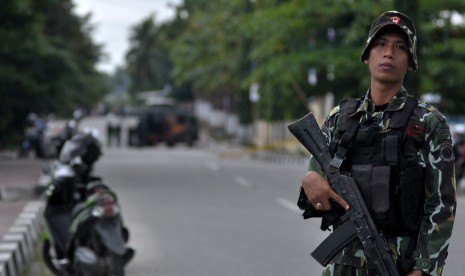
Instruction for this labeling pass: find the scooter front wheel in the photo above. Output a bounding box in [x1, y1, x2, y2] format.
[108, 252, 125, 276]
[42, 239, 62, 275]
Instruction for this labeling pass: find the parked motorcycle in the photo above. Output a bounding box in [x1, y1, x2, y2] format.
[19, 112, 81, 159]
[42, 130, 134, 275]
[18, 113, 47, 158]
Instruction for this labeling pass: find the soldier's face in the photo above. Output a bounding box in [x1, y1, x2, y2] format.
[364, 30, 410, 85]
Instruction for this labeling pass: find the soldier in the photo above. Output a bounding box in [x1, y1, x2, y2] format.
[299, 11, 456, 276]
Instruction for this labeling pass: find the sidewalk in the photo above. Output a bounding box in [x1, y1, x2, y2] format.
[0, 150, 47, 276]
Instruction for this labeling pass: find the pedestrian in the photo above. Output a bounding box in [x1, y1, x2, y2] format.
[298, 11, 456, 276]
[106, 110, 122, 147]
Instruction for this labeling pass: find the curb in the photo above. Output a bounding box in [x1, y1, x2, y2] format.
[249, 151, 308, 165]
[0, 201, 45, 276]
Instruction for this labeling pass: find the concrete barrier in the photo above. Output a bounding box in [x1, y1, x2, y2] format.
[0, 244, 23, 276]
[0, 201, 44, 276]
[0, 252, 17, 276]
[0, 264, 7, 276]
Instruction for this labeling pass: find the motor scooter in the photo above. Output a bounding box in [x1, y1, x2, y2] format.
[41, 131, 134, 275]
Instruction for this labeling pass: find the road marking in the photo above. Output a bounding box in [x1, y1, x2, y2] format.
[277, 197, 301, 214]
[235, 176, 250, 187]
[207, 162, 219, 171]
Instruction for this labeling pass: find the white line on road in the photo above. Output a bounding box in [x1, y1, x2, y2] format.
[277, 197, 301, 214]
[235, 176, 251, 187]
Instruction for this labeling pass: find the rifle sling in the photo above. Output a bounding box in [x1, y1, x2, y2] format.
[330, 117, 360, 169]
[385, 96, 418, 165]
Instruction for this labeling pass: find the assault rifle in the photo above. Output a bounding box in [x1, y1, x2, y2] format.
[288, 113, 400, 276]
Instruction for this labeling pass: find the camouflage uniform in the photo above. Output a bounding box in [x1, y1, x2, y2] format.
[309, 88, 457, 276]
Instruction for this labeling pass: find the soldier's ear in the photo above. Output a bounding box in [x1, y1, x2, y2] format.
[362, 53, 369, 64]
[408, 62, 414, 71]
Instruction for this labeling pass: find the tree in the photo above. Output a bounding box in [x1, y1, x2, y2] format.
[242, 0, 393, 120]
[418, 0, 465, 115]
[168, 0, 255, 123]
[242, 0, 465, 119]
[0, 0, 106, 147]
[126, 15, 171, 98]
[32, 0, 106, 113]
[0, 0, 45, 145]
[147, 0, 465, 124]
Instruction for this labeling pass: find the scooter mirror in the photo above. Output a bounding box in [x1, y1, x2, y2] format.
[42, 164, 51, 175]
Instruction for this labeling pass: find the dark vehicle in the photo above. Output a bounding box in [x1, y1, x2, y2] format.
[128, 104, 199, 147]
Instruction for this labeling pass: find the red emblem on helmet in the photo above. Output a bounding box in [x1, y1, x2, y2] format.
[390, 16, 401, 24]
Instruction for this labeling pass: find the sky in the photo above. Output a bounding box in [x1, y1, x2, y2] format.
[74, 0, 182, 74]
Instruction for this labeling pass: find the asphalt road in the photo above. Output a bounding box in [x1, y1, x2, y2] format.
[98, 145, 465, 276]
[94, 146, 325, 276]
[30, 116, 465, 275]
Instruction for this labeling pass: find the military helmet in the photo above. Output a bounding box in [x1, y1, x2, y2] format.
[360, 11, 418, 71]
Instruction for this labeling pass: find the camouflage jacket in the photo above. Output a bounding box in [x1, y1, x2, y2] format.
[308, 88, 457, 276]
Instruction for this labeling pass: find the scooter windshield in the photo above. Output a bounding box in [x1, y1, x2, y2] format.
[59, 140, 83, 163]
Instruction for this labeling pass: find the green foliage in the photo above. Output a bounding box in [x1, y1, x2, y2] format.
[126, 15, 172, 97]
[241, 0, 382, 119]
[418, 1, 465, 114]
[156, 0, 465, 120]
[135, 0, 465, 122]
[169, 0, 241, 92]
[0, 0, 106, 147]
[165, 0, 254, 123]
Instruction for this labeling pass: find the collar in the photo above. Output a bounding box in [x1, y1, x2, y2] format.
[351, 87, 410, 116]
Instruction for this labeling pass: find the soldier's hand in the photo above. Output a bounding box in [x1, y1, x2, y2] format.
[301, 171, 349, 211]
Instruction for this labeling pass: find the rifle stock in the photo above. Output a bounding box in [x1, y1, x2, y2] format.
[287, 113, 333, 176]
[288, 113, 400, 276]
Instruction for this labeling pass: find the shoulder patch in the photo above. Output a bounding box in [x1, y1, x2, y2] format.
[439, 143, 454, 162]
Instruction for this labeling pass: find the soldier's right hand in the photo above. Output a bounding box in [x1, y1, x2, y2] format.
[301, 171, 350, 211]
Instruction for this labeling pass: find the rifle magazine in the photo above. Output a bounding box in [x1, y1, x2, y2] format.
[311, 221, 358, 267]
